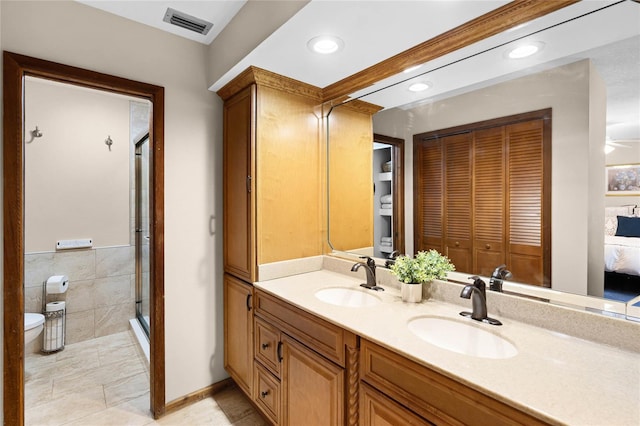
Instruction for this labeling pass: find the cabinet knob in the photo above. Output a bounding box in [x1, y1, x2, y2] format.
[261, 390, 270, 398]
[261, 342, 270, 350]
[485, 244, 491, 249]
[455, 241, 460, 247]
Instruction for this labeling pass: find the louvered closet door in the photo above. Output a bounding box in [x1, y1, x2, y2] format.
[414, 139, 443, 252]
[473, 127, 506, 276]
[444, 133, 472, 272]
[507, 119, 545, 286]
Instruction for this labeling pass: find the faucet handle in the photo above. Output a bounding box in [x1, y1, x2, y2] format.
[359, 256, 376, 270]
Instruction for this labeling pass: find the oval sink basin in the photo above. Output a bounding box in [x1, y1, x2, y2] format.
[314, 287, 382, 308]
[408, 316, 518, 359]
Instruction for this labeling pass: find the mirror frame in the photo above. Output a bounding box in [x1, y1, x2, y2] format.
[3, 51, 166, 422]
[322, 0, 579, 103]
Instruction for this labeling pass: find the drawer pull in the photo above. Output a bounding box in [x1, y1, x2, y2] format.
[455, 241, 460, 247]
[261, 390, 270, 398]
[261, 342, 270, 350]
[246, 293, 252, 312]
[277, 341, 283, 363]
[485, 244, 491, 249]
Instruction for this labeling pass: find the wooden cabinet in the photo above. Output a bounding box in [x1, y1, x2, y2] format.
[223, 86, 256, 282]
[360, 382, 432, 426]
[282, 334, 344, 425]
[220, 67, 325, 284]
[253, 289, 359, 425]
[414, 109, 551, 286]
[223, 274, 254, 396]
[360, 339, 547, 426]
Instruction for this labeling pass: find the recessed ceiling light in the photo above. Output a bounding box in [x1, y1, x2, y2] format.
[307, 35, 344, 54]
[506, 42, 544, 59]
[408, 82, 431, 92]
[403, 65, 422, 73]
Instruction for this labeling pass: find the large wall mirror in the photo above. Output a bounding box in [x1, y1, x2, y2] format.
[327, 1, 640, 318]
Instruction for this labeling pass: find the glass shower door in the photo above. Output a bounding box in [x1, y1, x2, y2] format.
[135, 133, 150, 337]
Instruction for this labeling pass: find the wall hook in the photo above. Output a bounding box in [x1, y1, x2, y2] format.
[105, 136, 113, 151]
[32, 126, 43, 138]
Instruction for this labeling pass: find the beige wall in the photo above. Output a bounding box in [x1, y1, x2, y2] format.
[374, 60, 606, 296]
[1, 0, 223, 405]
[205, 0, 309, 89]
[24, 78, 131, 252]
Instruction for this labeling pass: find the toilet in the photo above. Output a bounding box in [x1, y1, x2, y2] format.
[25, 313, 45, 345]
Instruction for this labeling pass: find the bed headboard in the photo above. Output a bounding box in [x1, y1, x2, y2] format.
[605, 205, 639, 236]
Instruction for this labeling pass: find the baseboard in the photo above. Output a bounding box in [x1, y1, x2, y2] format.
[163, 378, 235, 416]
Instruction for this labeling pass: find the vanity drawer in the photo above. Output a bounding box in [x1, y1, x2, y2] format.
[254, 361, 281, 425]
[254, 289, 348, 367]
[255, 317, 281, 377]
[360, 339, 549, 426]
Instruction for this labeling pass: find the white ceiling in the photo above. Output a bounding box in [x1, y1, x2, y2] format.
[77, 0, 247, 45]
[77, 0, 639, 141]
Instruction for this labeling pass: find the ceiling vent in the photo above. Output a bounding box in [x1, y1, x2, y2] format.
[163, 8, 213, 35]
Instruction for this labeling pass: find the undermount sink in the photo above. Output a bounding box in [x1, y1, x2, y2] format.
[408, 316, 518, 359]
[314, 287, 382, 308]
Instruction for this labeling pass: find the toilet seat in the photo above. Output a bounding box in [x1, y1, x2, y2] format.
[25, 312, 45, 330]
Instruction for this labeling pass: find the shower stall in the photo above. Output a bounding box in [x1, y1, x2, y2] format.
[135, 132, 151, 337]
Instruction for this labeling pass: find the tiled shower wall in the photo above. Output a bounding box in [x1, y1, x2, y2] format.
[24, 245, 134, 351]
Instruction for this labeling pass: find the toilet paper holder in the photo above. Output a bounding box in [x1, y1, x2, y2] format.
[41, 280, 67, 353]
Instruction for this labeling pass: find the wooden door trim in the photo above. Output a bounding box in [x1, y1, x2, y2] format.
[2, 51, 166, 423]
[373, 134, 405, 255]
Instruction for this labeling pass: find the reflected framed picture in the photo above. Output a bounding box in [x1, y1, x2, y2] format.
[606, 164, 640, 195]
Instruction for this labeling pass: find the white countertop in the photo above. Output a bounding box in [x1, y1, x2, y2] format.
[255, 269, 640, 426]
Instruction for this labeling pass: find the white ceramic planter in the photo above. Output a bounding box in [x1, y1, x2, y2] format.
[401, 282, 423, 303]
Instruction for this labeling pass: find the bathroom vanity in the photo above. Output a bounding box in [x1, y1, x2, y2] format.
[242, 260, 639, 425]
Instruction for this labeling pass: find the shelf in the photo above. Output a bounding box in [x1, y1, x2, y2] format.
[377, 172, 392, 181]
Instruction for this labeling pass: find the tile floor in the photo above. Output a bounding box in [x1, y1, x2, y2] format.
[25, 330, 267, 425]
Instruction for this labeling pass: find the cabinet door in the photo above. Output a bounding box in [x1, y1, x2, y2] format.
[506, 119, 548, 286]
[282, 335, 344, 426]
[223, 85, 256, 282]
[443, 133, 472, 271]
[473, 127, 506, 276]
[224, 274, 254, 396]
[360, 382, 432, 426]
[413, 139, 443, 252]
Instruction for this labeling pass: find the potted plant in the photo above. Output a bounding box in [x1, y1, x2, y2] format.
[390, 250, 455, 302]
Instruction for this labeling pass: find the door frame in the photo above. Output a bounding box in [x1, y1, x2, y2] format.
[3, 51, 166, 423]
[373, 134, 405, 255]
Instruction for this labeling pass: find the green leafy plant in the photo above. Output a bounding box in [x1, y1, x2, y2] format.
[390, 250, 455, 284]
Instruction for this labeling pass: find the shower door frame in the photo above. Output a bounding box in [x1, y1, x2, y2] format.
[3, 51, 166, 423]
[135, 133, 151, 337]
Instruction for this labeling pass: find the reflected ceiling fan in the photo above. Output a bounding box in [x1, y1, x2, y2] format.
[605, 137, 635, 153]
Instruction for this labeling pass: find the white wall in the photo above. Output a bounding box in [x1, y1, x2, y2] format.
[604, 142, 640, 208]
[1, 0, 224, 405]
[374, 60, 606, 296]
[24, 78, 131, 252]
